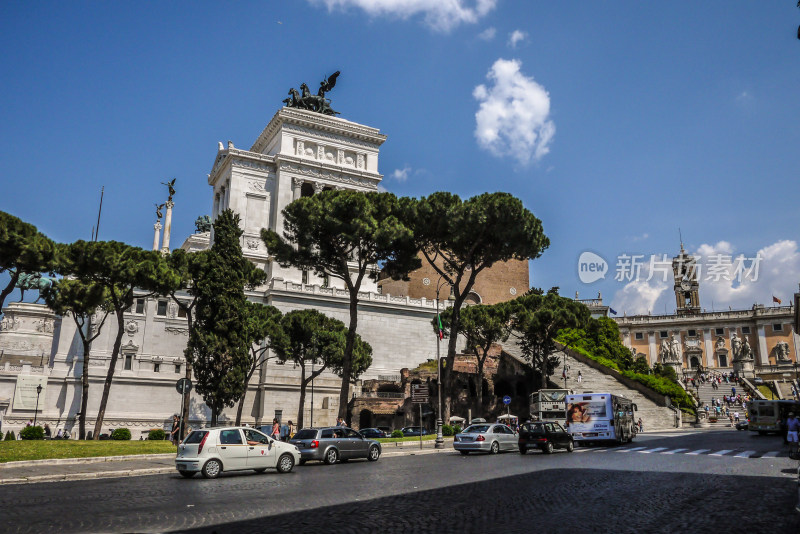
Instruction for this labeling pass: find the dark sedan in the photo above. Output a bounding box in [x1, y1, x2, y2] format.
[518, 421, 574, 454]
[359, 428, 387, 439]
[400, 426, 429, 437]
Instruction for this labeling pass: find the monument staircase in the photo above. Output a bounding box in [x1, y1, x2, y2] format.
[690, 381, 742, 429]
[502, 340, 679, 431]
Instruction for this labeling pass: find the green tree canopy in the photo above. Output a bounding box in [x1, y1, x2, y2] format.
[509, 288, 591, 389]
[262, 190, 415, 422]
[406, 191, 549, 420]
[187, 210, 266, 426]
[437, 302, 512, 416]
[57, 239, 179, 438]
[0, 211, 57, 312]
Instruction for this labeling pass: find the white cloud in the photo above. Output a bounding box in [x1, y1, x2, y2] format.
[610, 239, 800, 315]
[310, 0, 497, 32]
[629, 233, 649, 242]
[473, 58, 555, 165]
[478, 27, 496, 41]
[507, 30, 527, 48]
[736, 90, 753, 104]
[391, 166, 412, 181]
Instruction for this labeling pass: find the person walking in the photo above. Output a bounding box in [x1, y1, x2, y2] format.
[786, 412, 799, 452]
[637, 418, 643, 433]
[170, 415, 180, 445]
[287, 420, 295, 439]
[270, 418, 280, 439]
[577, 371, 582, 384]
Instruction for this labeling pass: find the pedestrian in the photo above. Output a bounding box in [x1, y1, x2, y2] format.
[786, 412, 799, 451]
[287, 420, 294, 439]
[638, 418, 643, 433]
[577, 371, 582, 384]
[280, 420, 289, 442]
[170, 415, 180, 445]
[734, 411, 740, 423]
[271, 418, 280, 439]
[44, 424, 51, 438]
[56, 428, 63, 439]
[336, 417, 346, 427]
[26, 419, 33, 427]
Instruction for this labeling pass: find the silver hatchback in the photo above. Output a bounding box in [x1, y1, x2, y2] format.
[289, 426, 382, 465]
[453, 423, 518, 455]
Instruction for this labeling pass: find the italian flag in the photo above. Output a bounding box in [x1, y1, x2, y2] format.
[437, 314, 444, 340]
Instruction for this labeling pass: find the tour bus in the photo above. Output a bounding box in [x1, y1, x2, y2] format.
[747, 399, 800, 434]
[565, 392, 637, 445]
[529, 389, 572, 427]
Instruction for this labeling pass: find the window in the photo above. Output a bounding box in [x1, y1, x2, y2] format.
[715, 328, 724, 336]
[344, 429, 359, 438]
[219, 429, 243, 445]
[660, 331, 668, 338]
[156, 300, 168, 316]
[135, 299, 145, 314]
[302, 270, 309, 284]
[274, 410, 282, 423]
[177, 306, 187, 318]
[175, 364, 181, 374]
[773, 324, 783, 332]
[320, 429, 334, 439]
[634, 332, 644, 340]
[124, 354, 133, 371]
[718, 354, 728, 367]
[153, 363, 160, 373]
[741, 326, 751, 334]
[687, 329, 696, 337]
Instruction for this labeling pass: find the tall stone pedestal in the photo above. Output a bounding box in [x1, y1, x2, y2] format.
[732, 357, 755, 379]
[0, 302, 57, 366]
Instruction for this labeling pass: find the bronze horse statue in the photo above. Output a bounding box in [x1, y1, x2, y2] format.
[15, 272, 55, 303]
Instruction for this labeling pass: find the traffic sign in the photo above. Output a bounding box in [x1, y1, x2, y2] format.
[176, 378, 193, 394]
[502, 395, 511, 405]
[411, 384, 429, 403]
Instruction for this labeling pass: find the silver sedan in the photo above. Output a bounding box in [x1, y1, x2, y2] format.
[453, 423, 518, 455]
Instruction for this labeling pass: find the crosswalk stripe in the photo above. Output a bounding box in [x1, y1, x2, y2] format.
[686, 449, 710, 455]
[661, 448, 688, 454]
[617, 446, 647, 452]
[638, 447, 668, 453]
[710, 449, 733, 456]
[734, 450, 757, 458]
[760, 451, 779, 458]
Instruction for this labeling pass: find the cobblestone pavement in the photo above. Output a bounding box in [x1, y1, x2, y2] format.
[0, 431, 797, 533]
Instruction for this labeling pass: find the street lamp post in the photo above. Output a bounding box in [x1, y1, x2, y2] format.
[34, 384, 43, 427]
[434, 277, 452, 450]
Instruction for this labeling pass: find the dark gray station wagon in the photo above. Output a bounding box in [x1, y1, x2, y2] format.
[289, 427, 382, 465]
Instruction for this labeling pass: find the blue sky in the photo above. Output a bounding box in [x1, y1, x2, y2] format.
[1, 1, 799, 315]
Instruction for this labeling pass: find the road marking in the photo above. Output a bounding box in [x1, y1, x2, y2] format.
[638, 447, 668, 454]
[733, 450, 757, 458]
[616, 447, 647, 453]
[760, 451, 779, 458]
[661, 448, 688, 454]
[710, 450, 733, 456]
[686, 449, 710, 455]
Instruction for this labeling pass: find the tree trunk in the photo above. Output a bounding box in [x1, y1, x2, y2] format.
[92, 309, 125, 440]
[442, 302, 463, 424]
[0, 270, 20, 313]
[297, 363, 307, 429]
[235, 362, 257, 426]
[210, 404, 218, 427]
[337, 296, 359, 423]
[181, 312, 193, 438]
[476, 358, 485, 418]
[79, 329, 91, 440]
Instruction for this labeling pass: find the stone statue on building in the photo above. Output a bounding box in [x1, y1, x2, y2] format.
[715, 336, 725, 351]
[731, 333, 742, 360]
[194, 215, 211, 233]
[660, 334, 681, 363]
[775, 340, 790, 362]
[161, 179, 176, 202]
[740, 337, 753, 361]
[283, 71, 341, 116]
[155, 203, 165, 220]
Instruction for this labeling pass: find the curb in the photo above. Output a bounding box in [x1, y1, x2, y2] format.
[0, 453, 176, 469]
[0, 467, 174, 486]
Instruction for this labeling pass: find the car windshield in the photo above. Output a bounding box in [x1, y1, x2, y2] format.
[464, 425, 490, 433]
[521, 423, 544, 433]
[183, 430, 207, 444]
[292, 429, 317, 440]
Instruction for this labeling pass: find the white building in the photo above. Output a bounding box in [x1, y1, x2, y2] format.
[0, 108, 450, 438]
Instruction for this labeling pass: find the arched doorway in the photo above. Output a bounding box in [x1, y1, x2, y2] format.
[690, 356, 700, 369]
[300, 183, 314, 197]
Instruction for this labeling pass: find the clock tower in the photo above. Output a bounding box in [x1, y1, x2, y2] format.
[673, 243, 700, 316]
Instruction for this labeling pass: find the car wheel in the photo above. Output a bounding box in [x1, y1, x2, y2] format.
[566, 441, 574, 453]
[201, 459, 222, 479]
[253, 468, 267, 474]
[367, 445, 380, 461]
[277, 453, 295, 474]
[543, 442, 554, 454]
[490, 441, 500, 454]
[519, 447, 527, 455]
[179, 470, 196, 478]
[460, 450, 470, 455]
[324, 448, 339, 465]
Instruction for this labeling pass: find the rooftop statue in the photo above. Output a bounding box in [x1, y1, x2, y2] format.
[161, 178, 177, 202]
[195, 215, 211, 233]
[282, 71, 341, 116]
[15, 272, 55, 304]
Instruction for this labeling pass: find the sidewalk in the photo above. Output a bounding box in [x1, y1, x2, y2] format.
[0, 438, 455, 485]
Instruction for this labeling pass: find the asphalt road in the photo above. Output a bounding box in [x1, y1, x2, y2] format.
[1, 430, 797, 534]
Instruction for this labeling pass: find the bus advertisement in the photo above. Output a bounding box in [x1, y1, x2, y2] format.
[529, 389, 572, 427]
[566, 393, 636, 445]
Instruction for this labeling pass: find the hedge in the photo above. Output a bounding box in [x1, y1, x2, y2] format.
[111, 428, 132, 440]
[19, 426, 45, 440]
[148, 429, 167, 441]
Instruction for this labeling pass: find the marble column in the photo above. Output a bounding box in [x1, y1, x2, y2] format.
[152, 221, 162, 252]
[160, 201, 174, 254]
[292, 178, 302, 201]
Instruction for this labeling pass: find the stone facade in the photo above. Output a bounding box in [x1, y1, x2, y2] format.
[378, 254, 528, 306]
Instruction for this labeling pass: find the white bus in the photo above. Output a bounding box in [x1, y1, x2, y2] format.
[529, 389, 572, 427]
[565, 393, 637, 445]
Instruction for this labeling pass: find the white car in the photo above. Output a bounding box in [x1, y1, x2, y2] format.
[175, 426, 300, 479]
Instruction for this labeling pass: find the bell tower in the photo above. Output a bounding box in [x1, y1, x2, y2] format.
[672, 243, 700, 316]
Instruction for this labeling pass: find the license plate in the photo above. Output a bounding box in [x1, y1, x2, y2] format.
[461, 437, 473, 442]
[583, 433, 598, 437]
